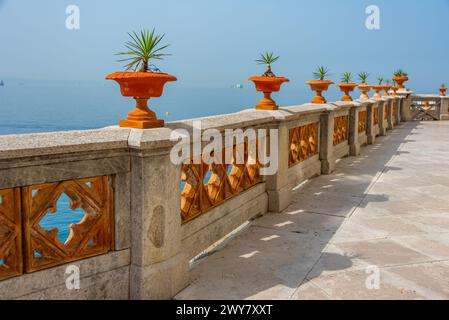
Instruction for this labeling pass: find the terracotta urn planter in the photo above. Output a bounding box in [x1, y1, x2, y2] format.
[336, 83, 358, 102]
[391, 86, 400, 96]
[372, 85, 384, 99]
[106, 72, 177, 129]
[382, 85, 392, 96]
[306, 80, 334, 104]
[392, 76, 408, 89]
[440, 87, 447, 96]
[248, 76, 289, 110]
[358, 84, 372, 100]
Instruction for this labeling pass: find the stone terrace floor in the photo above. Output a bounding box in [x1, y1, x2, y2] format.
[176, 121, 449, 300]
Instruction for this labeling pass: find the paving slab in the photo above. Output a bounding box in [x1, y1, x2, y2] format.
[176, 121, 449, 300]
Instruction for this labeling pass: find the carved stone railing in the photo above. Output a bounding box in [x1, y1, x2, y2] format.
[288, 123, 319, 167]
[333, 115, 349, 146]
[0, 176, 114, 280]
[411, 95, 448, 121]
[23, 177, 114, 273]
[0, 129, 131, 299]
[0, 93, 410, 299]
[0, 188, 21, 281]
[181, 144, 261, 223]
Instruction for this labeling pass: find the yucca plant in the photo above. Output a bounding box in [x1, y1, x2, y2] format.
[441, 83, 446, 88]
[116, 29, 170, 72]
[394, 69, 408, 77]
[255, 52, 279, 77]
[358, 72, 369, 84]
[341, 72, 352, 84]
[377, 77, 384, 85]
[313, 66, 330, 81]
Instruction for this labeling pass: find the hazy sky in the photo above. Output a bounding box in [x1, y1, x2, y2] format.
[1, 0, 448, 89]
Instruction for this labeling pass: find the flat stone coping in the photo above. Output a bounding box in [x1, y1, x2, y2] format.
[0, 99, 401, 159]
[413, 94, 444, 98]
[0, 127, 131, 160]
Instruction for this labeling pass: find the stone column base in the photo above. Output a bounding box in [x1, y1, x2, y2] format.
[130, 253, 190, 300]
[350, 143, 361, 156]
[267, 184, 292, 212]
[321, 158, 335, 175]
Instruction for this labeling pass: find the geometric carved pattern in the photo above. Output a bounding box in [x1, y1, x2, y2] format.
[0, 188, 22, 281]
[333, 115, 349, 146]
[358, 111, 366, 133]
[22, 177, 113, 272]
[181, 144, 261, 223]
[373, 107, 379, 125]
[289, 123, 319, 167]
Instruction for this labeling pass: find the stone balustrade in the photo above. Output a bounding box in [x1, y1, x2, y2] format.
[411, 94, 449, 120]
[0, 92, 424, 300]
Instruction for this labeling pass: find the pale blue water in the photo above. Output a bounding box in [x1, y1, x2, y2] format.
[38, 193, 85, 245]
[0, 79, 342, 135]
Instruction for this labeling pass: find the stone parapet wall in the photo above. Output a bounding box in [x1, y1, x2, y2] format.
[0, 95, 408, 299]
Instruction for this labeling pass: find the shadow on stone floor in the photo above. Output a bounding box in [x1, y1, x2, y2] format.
[176, 122, 423, 300]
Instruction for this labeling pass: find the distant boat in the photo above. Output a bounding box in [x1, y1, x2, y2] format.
[0, 80, 4, 86]
[232, 84, 243, 89]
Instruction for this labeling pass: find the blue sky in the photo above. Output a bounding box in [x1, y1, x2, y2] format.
[0, 0, 448, 90]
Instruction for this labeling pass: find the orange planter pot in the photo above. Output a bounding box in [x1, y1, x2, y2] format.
[372, 85, 384, 99]
[248, 76, 289, 110]
[358, 84, 372, 100]
[306, 80, 334, 104]
[391, 86, 400, 96]
[440, 87, 447, 96]
[336, 83, 358, 102]
[105, 72, 177, 129]
[382, 85, 392, 96]
[392, 76, 408, 89]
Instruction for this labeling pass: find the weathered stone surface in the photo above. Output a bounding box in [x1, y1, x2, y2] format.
[129, 151, 183, 266]
[113, 172, 132, 250]
[16, 266, 130, 300]
[131, 253, 189, 300]
[176, 121, 449, 300]
[0, 250, 130, 299]
[0, 127, 131, 160]
[0, 154, 129, 189]
[182, 185, 268, 260]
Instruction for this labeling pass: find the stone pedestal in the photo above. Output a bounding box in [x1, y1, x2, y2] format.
[386, 98, 394, 130]
[440, 96, 449, 120]
[396, 91, 414, 121]
[128, 134, 189, 299]
[319, 110, 336, 174]
[378, 100, 387, 136]
[349, 103, 361, 156]
[392, 97, 401, 125]
[365, 101, 376, 145]
[265, 124, 292, 212]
